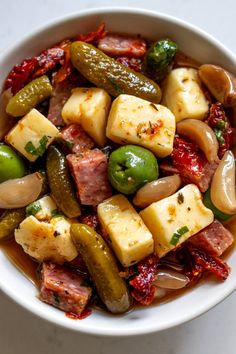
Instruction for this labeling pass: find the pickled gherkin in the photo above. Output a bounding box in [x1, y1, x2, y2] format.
[70, 41, 162, 103]
[71, 223, 131, 314]
[0, 208, 26, 241]
[6, 75, 52, 117]
[46, 146, 81, 218]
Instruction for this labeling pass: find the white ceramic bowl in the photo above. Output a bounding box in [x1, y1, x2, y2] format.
[0, 7, 236, 337]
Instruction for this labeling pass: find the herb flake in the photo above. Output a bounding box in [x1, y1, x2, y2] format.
[214, 129, 225, 146]
[170, 226, 189, 246]
[177, 192, 184, 204]
[150, 103, 159, 111]
[25, 135, 49, 157]
[26, 202, 42, 216]
[53, 292, 60, 304]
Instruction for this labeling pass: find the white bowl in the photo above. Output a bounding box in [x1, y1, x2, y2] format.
[0, 7, 236, 337]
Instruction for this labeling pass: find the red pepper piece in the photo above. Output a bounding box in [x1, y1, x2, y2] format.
[129, 255, 159, 305]
[74, 23, 106, 43]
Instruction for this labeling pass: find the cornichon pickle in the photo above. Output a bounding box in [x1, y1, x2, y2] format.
[71, 223, 131, 314]
[0, 208, 25, 241]
[70, 41, 162, 103]
[143, 39, 178, 82]
[46, 146, 81, 218]
[6, 75, 53, 117]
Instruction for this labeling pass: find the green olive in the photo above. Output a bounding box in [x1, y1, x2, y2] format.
[0, 144, 27, 183]
[108, 145, 159, 194]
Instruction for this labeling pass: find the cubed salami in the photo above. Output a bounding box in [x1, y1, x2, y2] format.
[47, 81, 73, 126]
[60, 124, 94, 153]
[98, 34, 147, 58]
[39, 262, 92, 315]
[67, 149, 112, 206]
[188, 220, 234, 256]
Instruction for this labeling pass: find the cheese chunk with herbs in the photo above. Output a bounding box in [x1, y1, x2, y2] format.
[140, 184, 214, 258]
[5, 108, 59, 161]
[61, 87, 111, 146]
[15, 215, 77, 264]
[26, 195, 57, 221]
[162, 68, 209, 122]
[97, 194, 154, 267]
[106, 94, 175, 158]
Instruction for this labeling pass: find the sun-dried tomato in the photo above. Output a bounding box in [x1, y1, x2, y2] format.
[53, 40, 73, 84]
[189, 248, 230, 280]
[74, 23, 106, 43]
[33, 47, 65, 78]
[116, 57, 142, 72]
[5, 47, 65, 95]
[162, 137, 218, 192]
[172, 136, 206, 175]
[205, 102, 235, 158]
[129, 255, 159, 305]
[5, 58, 39, 95]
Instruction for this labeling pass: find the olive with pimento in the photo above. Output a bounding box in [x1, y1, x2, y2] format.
[108, 145, 159, 194]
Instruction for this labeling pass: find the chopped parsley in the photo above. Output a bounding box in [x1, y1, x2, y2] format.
[216, 120, 226, 129]
[26, 202, 42, 216]
[107, 75, 124, 95]
[170, 226, 189, 246]
[24, 135, 49, 157]
[214, 129, 225, 146]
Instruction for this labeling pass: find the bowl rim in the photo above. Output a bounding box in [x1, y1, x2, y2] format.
[0, 6, 236, 337]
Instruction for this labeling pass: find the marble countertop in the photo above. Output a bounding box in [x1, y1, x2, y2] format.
[0, 1, 235, 353]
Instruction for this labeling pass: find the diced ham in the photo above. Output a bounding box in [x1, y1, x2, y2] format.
[67, 149, 112, 206]
[98, 34, 147, 58]
[60, 124, 94, 154]
[39, 262, 92, 315]
[188, 220, 234, 257]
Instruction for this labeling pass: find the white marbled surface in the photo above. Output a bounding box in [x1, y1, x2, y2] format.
[0, 0, 236, 353]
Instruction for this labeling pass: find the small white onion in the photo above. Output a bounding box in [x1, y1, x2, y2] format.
[0, 172, 43, 209]
[154, 269, 189, 290]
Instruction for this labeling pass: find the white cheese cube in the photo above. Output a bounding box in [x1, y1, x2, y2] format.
[162, 68, 209, 122]
[15, 215, 77, 264]
[106, 94, 175, 158]
[61, 87, 111, 146]
[26, 195, 57, 221]
[5, 108, 59, 161]
[140, 184, 214, 258]
[50, 216, 78, 262]
[98, 194, 154, 267]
